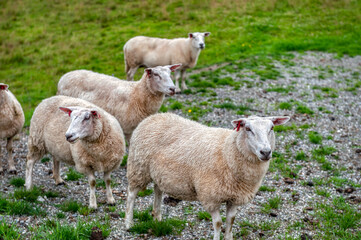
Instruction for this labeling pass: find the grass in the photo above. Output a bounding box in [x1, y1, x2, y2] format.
[121, 155, 128, 167]
[9, 177, 25, 188]
[65, 167, 84, 181]
[261, 196, 282, 214]
[59, 200, 82, 213]
[308, 131, 323, 144]
[0, 219, 21, 240]
[2, 0, 361, 126]
[0, 195, 46, 216]
[137, 188, 153, 197]
[197, 211, 212, 221]
[13, 186, 43, 203]
[259, 185, 276, 192]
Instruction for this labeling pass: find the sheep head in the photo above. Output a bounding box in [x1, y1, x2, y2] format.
[145, 64, 181, 96]
[189, 32, 210, 50]
[232, 116, 290, 161]
[59, 106, 101, 143]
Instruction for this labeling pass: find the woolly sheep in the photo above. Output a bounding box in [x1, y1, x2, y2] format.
[0, 83, 24, 174]
[125, 113, 290, 240]
[25, 96, 125, 209]
[123, 32, 210, 93]
[57, 64, 181, 142]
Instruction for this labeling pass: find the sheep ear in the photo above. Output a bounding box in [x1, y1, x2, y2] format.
[59, 107, 73, 117]
[169, 64, 182, 72]
[204, 32, 210, 37]
[91, 110, 100, 119]
[145, 68, 152, 77]
[188, 33, 193, 38]
[0, 84, 9, 91]
[267, 116, 290, 125]
[231, 118, 246, 131]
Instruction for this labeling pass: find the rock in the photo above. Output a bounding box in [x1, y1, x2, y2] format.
[269, 212, 278, 217]
[336, 188, 343, 193]
[90, 226, 104, 240]
[109, 213, 120, 219]
[344, 187, 355, 194]
[355, 149, 361, 154]
[284, 178, 295, 184]
[306, 181, 314, 187]
[163, 196, 182, 207]
[305, 207, 314, 211]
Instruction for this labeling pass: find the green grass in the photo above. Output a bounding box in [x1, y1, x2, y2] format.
[308, 131, 322, 144]
[9, 177, 25, 188]
[2, 0, 361, 126]
[59, 200, 82, 213]
[65, 167, 84, 181]
[129, 218, 186, 237]
[137, 189, 154, 197]
[0, 219, 21, 240]
[261, 196, 282, 214]
[121, 155, 128, 167]
[259, 185, 276, 192]
[278, 102, 292, 110]
[13, 186, 43, 203]
[0, 195, 46, 216]
[197, 211, 212, 221]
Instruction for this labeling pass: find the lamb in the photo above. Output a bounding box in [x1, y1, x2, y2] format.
[123, 32, 210, 93]
[25, 95, 125, 209]
[0, 83, 25, 174]
[125, 113, 290, 240]
[57, 64, 181, 142]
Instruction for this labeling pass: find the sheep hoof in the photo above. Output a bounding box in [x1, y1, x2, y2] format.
[9, 169, 17, 175]
[56, 181, 65, 186]
[107, 202, 116, 206]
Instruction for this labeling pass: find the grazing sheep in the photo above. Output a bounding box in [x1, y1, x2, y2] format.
[0, 83, 24, 174]
[25, 96, 125, 209]
[57, 64, 181, 142]
[123, 32, 210, 93]
[125, 113, 290, 240]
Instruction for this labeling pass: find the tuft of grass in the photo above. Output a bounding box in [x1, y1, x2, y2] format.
[278, 102, 292, 110]
[9, 177, 25, 188]
[129, 218, 186, 237]
[169, 101, 183, 110]
[295, 103, 314, 115]
[40, 157, 51, 163]
[13, 186, 42, 203]
[159, 104, 168, 113]
[137, 189, 153, 197]
[262, 196, 282, 213]
[59, 200, 81, 213]
[56, 212, 66, 219]
[308, 131, 322, 144]
[121, 155, 128, 167]
[315, 188, 331, 197]
[66, 167, 84, 181]
[259, 185, 276, 192]
[0, 219, 21, 240]
[295, 151, 307, 161]
[197, 211, 212, 221]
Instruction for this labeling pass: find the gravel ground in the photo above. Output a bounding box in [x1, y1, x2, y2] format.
[0, 52, 360, 239]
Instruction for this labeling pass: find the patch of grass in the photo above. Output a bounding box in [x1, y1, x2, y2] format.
[262, 196, 282, 214]
[44, 190, 59, 198]
[13, 186, 42, 203]
[259, 185, 276, 192]
[308, 131, 322, 144]
[59, 200, 81, 213]
[66, 167, 84, 181]
[169, 101, 183, 110]
[56, 212, 66, 219]
[96, 179, 117, 189]
[159, 104, 168, 113]
[312, 146, 336, 156]
[8, 199, 46, 216]
[274, 123, 297, 132]
[9, 177, 25, 188]
[183, 105, 211, 121]
[296, 103, 314, 115]
[134, 209, 153, 222]
[197, 211, 212, 221]
[0, 219, 21, 240]
[295, 151, 307, 161]
[266, 85, 294, 93]
[137, 189, 153, 197]
[129, 218, 186, 237]
[41, 157, 51, 163]
[278, 102, 292, 110]
[315, 188, 331, 197]
[121, 155, 128, 167]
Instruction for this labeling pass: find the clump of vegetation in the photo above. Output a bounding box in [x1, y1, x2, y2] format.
[261, 196, 282, 213]
[59, 200, 82, 213]
[197, 211, 212, 221]
[259, 185, 276, 192]
[308, 131, 322, 144]
[278, 102, 292, 110]
[0, 219, 21, 240]
[66, 167, 84, 181]
[9, 177, 25, 188]
[13, 186, 43, 203]
[137, 189, 153, 197]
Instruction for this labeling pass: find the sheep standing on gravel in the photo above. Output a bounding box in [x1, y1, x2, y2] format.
[123, 32, 210, 93]
[57, 64, 181, 142]
[0, 83, 24, 174]
[25, 96, 125, 209]
[125, 113, 290, 240]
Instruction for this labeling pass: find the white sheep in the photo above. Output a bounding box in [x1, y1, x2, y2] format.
[123, 32, 210, 93]
[25, 95, 125, 209]
[57, 64, 181, 142]
[125, 113, 290, 240]
[0, 83, 25, 174]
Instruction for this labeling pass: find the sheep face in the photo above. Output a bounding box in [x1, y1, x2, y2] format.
[145, 64, 181, 96]
[232, 116, 290, 161]
[0, 83, 9, 91]
[59, 106, 101, 143]
[188, 32, 210, 50]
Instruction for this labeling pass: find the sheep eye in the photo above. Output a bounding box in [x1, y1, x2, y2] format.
[245, 127, 251, 132]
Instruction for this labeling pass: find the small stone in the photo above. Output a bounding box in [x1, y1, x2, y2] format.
[259, 232, 265, 237]
[48, 169, 53, 175]
[109, 213, 120, 219]
[290, 172, 297, 178]
[336, 188, 343, 193]
[269, 212, 278, 217]
[329, 116, 336, 121]
[305, 207, 313, 211]
[284, 178, 295, 184]
[38, 196, 45, 202]
[90, 226, 104, 240]
[355, 149, 361, 154]
[344, 187, 355, 194]
[306, 181, 314, 187]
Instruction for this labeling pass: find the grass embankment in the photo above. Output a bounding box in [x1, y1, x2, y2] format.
[1, 0, 361, 125]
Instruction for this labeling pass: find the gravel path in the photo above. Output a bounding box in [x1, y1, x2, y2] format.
[0, 52, 360, 239]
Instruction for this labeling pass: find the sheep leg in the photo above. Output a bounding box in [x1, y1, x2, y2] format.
[125, 185, 141, 229]
[53, 158, 65, 185]
[127, 66, 139, 81]
[87, 171, 97, 209]
[180, 69, 188, 91]
[25, 154, 40, 190]
[6, 137, 16, 174]
[104, 171, 115, 205]
[174, 70, 181, 93]
[0, 145, 3, 174]
[152, 184, 162, 221]
[224, 203, 238, 240]
[210, 208, 222, 240]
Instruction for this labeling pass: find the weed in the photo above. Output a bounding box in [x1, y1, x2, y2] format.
[259, 186, 276, 192]
[308, 131, 322, 144]
[66, 167, 83, 181]
[41, 157, 51, 163]
[315, 188, 331, 197]
[169, 101, 183, 110]
[262, 196, 282, 213]
[0, 219, 21, 240]
[129, 218, 186, 237]
[59, 200, 81, 213]
[56, 212, 65, 219]
[278, 102, 292, 110]
[121, 155, 128, 167]
[13, 186, 42, 203]
[138, 189, 153, 197]
[295, 151, 307, 161]
[159, 104, 168, 113]
[296, 103, 314, 115]
[44, 190, 59, 198]
[197, 211, 212, 221]
[9, 177, 25, 188]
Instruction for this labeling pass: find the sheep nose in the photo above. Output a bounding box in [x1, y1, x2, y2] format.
[260, 149, 271, 159]
[199, 43, 205, 49]
[169, 87, 175, 95]
[65, 133, 73, 141]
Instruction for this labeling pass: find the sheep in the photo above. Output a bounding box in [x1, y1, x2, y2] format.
[0, 83, 25, 174]
[25, 95, 125, 209]
[125, 113, 290, 240]
[123, 32, 210, 93]
[57, 64, 181, 142]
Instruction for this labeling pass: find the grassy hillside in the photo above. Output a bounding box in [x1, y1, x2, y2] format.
[1, 0, 360, 125]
